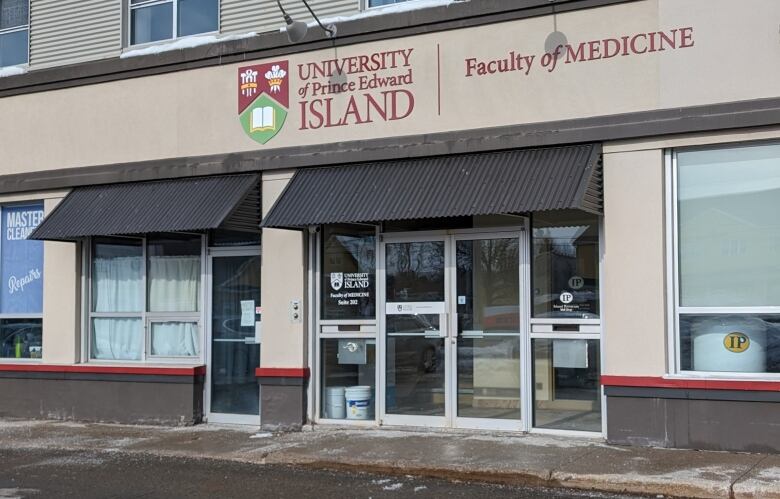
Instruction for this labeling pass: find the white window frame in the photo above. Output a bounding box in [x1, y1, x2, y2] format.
[666, 143, 780, 380]
[362, 0, 415, 11]
[0, 201, 44, 362]
[86, 233, 206, 364]
[0, 0, 30, 69]
[126, 0, 220, 48]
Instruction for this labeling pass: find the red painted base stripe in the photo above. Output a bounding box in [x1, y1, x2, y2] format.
[601, 375, 780, 392]
[255, 367, 310, 378]
[0, 364, 206, 376]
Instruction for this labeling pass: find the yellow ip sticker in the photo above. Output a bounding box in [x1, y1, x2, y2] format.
[724, 332, 750, 353]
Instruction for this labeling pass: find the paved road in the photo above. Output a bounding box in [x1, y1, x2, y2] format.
[0, 448, 641, 499]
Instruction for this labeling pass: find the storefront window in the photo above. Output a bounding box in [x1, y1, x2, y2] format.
[532, 211, 600, 319]
[321, 225, 376, 321]
[532, 338, 601, 432]
[89, 234, 203, 362]
[320, 338, 376, 420]
[0, 203, 44, 360]
[676, 143, 780, 374]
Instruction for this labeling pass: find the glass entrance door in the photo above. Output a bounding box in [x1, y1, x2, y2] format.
[453, 234, 524, 430]
[380, 230, 526, 430]
[207, 252, 262, 425]
[382, 238, 449, 427]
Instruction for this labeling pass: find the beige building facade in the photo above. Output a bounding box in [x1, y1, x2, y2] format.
[1, 0, 779, 451]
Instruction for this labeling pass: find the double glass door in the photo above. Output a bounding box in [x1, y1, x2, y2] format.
[381, 231, 525, 429]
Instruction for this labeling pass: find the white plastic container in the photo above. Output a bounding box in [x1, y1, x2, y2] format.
[692, 316, 767, 372]
[345, 385, 372, 420]
[324, 386, 346, 419]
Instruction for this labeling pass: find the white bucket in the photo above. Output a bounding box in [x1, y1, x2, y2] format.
[345, 385, 372, 420]
[324, 386, 346, 419]
[692, 316, 767, 372]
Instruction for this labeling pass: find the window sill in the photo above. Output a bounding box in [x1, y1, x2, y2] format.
[0, 363, 205, 376]
[601, 375, 780, 392]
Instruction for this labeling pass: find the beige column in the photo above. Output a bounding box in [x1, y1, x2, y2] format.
[41, 196, 81, 364]
[260, 170, 307, 369]
[602, 148, 668, 376]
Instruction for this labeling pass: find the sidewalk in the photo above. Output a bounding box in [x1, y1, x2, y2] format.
[0, 419, 777, 499]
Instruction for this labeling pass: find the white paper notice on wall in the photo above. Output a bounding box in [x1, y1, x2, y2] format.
[240, 300, 255, 327]
[553, 339, 588, 369]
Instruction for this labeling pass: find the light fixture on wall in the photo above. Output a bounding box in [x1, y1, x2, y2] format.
[276, 0, 337, 43]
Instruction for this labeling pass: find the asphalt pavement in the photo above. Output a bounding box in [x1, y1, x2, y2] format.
[0, 448, 640, 499]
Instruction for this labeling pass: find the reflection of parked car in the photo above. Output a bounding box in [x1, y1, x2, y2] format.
[387, 315, 445, 399]
[1, 322, 42, 359]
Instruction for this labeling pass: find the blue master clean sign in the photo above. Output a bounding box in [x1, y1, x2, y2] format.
[1, 204, 44, 314]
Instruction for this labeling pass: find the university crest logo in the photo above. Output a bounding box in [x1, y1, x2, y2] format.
[238, 61, 289, 144]
[330, 272, 344, 291]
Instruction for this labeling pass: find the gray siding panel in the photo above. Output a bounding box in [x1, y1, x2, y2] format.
[221, 0, 358, 36]
[30, 0, 121, 68]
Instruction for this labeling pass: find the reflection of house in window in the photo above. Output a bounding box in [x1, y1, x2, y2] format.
[532, 211, 599, 318]
[680, 187, 780, 306]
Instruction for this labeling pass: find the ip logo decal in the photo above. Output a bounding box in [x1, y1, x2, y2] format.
[723, 332, 750, 353]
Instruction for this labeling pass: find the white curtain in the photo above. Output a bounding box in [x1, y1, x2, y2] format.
[148, 256, 200, 312]
[91, 254, 201, 360]
[92, 318, 142, 360]
[93, 256, 143, 312]
[151, 322, 199, 356]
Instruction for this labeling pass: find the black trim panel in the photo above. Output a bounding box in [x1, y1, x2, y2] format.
[0, 371, 203, 384]
[257, 376, 306, 386]
[1, 96, 778, 194]
[605, 385, 780, 403]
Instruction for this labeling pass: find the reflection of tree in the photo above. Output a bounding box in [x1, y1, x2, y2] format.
[387, 242, 445, 301]
[477, 239, 519, 307]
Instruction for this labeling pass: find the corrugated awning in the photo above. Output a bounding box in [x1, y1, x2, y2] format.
[30, 174, 260, 241]
[262, 144, 602, 229]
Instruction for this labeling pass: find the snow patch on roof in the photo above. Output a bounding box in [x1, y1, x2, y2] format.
[279, 0, 463, 32]
[0, 66, 27, 79]
[120, 32, 257, 59]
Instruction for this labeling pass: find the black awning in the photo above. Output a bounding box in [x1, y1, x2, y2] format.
[30, 174, 260, 241]
[262, 144, 602, 229]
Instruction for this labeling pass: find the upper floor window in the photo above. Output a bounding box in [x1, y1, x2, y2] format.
[129, 0, 218, 46]
[0, 0, 29, 67]
[367, 0, 410, 7]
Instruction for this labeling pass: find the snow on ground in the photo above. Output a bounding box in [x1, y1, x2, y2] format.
[120, 32, 257, 59]
[0, 66, 26, 78]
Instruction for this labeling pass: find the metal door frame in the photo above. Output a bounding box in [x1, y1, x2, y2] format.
[450, 227, 528, 431]
[205, 246, 262, 426]
[378, 225, 528, 431]
[379, 232, 450, 428]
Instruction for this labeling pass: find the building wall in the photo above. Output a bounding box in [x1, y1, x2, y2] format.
[221, 0, 357, 37]
[601, 149, 667, 376]
[259, 170, 308, 430]
[260, 170, 307, 370]
[24, 0, 360, 71]
[602, 126, 780, 452]
[29, 0, 122, 69]
[3, 0, 780, 178]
